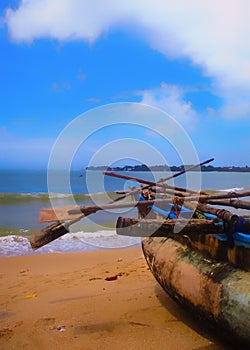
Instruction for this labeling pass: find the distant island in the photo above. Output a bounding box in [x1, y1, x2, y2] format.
[86, 164, 250, 172]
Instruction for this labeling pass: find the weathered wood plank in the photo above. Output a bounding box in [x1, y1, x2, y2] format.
[39, 206, 83, 222]
[39, 199, 174, 222]
[116, 217, 224, 237]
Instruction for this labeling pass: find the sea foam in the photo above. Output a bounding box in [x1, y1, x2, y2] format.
[0, 231, 140, 257]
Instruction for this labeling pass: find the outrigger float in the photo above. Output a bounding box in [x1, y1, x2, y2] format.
[29, 158, 250, 345]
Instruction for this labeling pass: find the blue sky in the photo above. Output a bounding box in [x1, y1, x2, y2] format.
[0, 0, 250, 169]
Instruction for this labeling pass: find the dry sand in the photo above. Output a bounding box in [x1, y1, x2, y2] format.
[0, 247, 235, 349]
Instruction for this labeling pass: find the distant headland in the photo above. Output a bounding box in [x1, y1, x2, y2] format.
[86, 164, 250, 172]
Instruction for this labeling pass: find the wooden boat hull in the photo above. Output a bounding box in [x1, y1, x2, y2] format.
[117, 216, 250, 271]
[142, 237, 250, 345]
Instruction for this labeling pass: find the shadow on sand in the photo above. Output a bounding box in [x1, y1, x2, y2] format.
[154, 283, 248, 350]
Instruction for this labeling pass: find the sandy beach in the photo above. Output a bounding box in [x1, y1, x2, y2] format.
[0, 247, 236, 350]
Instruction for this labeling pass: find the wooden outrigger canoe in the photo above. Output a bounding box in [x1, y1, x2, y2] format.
[141, 236, 250, 345]
[116, 211, 250, 346]
[116, 207, 250, 345]
[116, 216, 250, 271]
[30, 158, 250, 344]
[110, 164, 250, 345]
[114, 188, 250, 345]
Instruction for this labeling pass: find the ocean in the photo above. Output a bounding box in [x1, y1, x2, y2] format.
[0, 169, 249, 256]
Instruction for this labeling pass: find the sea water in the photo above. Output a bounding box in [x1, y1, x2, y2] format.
[1, 169, 249, 194]
[0, 169, 249, 256]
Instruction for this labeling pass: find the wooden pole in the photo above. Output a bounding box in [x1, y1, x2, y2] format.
[116, 217, 224, 237]
[29, 214, 85, 250]
[102, 171, 156, 186]
[39, 198, 175, 222]
[206, 199, 250, 210]
[162, 183, 206, 195]
[181, 191, 250, 203]
[103, 158, 214, 187]
[32, 196, 249, 249]
[103, 158, 214, 202]
[184, 201, 239, 223]
[39, 190, 250, 223]
[156, 158, 215, 183]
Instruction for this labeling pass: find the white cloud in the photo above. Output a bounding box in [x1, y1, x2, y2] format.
[86, 97, 101, 103]
[217, 85, 250, 119]
[4, 0, 250, 118]
[5, 0, 123, 43]
[137, 83, 198, 129]
[50, 80, 71, 92]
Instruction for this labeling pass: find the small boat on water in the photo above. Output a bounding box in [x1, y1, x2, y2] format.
[30, 159, 250, 345]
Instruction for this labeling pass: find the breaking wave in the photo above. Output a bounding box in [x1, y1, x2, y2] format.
[0, 230, 140, 257]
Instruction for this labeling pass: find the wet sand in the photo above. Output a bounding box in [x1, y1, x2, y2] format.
[0, 247, 234, 349]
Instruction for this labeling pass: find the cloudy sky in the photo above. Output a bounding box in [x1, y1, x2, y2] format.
[1, 0, 250, 169]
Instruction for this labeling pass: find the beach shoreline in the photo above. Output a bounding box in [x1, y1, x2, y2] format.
[0, 247, 234, 349]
